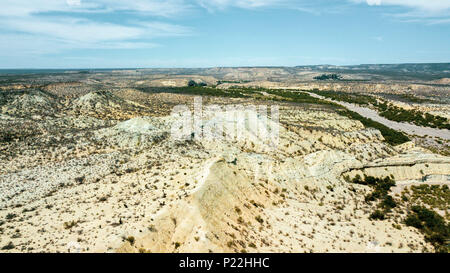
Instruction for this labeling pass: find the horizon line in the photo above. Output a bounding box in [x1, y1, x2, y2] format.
[0, 62, 450, 71]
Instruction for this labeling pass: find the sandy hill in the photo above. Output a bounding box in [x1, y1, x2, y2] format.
[70, 91, 149, 120]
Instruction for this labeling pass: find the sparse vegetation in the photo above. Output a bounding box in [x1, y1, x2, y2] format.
[351, 175, 397, 219]
[378, 104, 449, 130]
[5, 213, 16, 220]
[369, 210, 386, 220]
[337, 109, 410, 145]
[137, 86, 249, 98]
[234, 206, 242, 214]
[125, 236, 135, 245]
[1, 67, 449, 254]
[139, 248, 151, 253]
[265, 89, 336, 106]
[255, 215, 264, 224]
[405, 206, 449, 253]
[312, 90, 449, 130]
[311, 90, 377, 106]
[63, 220, 78, 230]
[403, 184, 449, 211]
[1, 241, 15, 250]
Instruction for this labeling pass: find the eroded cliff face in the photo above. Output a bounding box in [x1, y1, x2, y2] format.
[343, 150, 450, 182]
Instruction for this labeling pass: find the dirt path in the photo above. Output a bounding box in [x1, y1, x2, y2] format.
[306, 92, 450, 140]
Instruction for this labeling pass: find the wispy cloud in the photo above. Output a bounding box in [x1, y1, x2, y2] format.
[361, 0, 450, 13]
[352, 0, 450, 24]
[195, 0, 450, 19]
[2, 0, 323, 57]
[0, 1, 193, 56]
[196, 0, 285, 11]
[371, 36, 384, 42]
[1, 0, 448, 68]
[0, 0, 192, 17]
[195, 0, 352, 16]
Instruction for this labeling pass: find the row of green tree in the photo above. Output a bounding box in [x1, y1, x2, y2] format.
[313, 74, 342, 80]
[311, 90, 449, 130]
[139, 86, 411, 146]
[378, 103, 450, 130]
[337, 109, 410, 145]
[137, 86, 248, 98]
[311, 90, 378, 105]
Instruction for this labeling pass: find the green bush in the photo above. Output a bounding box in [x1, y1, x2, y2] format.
[188, 80, 207, 87]
[405, 214, 423, 229]
[1, 242, 15, 250]
[369, 210, 385, 220]
[381, 195, 397, 211]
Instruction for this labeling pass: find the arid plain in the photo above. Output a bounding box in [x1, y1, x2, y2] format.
[0, 64, 449, 253]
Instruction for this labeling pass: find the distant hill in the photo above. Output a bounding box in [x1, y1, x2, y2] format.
[1, 63, 449, 82]
[295, 63, 450, 80]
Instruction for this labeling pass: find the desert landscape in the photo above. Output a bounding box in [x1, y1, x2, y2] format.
[0, 64, 449, 253]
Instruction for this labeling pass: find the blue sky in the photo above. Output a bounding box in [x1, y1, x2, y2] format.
[0, 0, 449, 68]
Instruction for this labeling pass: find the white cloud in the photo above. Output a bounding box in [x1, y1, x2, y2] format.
[196, 0, 286, 11]
[2, 17, 191, 44]
[371, 36, 383, 42]
[428, 17, 450, 24]
[355, 0, 450, 11]
[1, 0, 296, 57]
[0, 1, 193, 56]
[195, 0, 350, 15]
[354, 0, 450, 16]
[0, 33, 159, 58]
[66, 0, 81, 7]
[351, 0, 450, 24]
[366, 0, 381, 5]
[3, 18, 141, 43]
[92, 0, 193, 17]
[0, 0, 191, 17]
